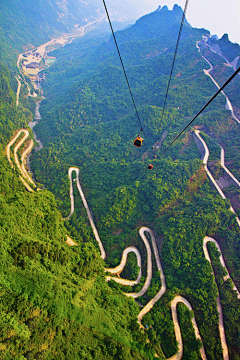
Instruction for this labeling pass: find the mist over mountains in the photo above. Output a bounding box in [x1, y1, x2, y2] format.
[0, 0, 165, 66]
[0, 0, 101, 64]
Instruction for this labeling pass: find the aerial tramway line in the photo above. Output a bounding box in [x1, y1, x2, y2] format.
[102, 0, 240, 168]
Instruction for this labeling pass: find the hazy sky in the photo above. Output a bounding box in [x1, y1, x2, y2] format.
[133, 0, 240, 45]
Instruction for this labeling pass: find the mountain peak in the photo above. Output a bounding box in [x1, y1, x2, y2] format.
[173, 4, 183, 14]
[155, 4, 183, 14]
[107, 2, 191, 46]
[161, 5, 169, 12]
[155, 5, 162, 12]
[221, 33, 229, 42]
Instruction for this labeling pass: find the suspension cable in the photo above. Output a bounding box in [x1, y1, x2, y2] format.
[159, 65, 240, 157]
[159, 0, 189, 128]
[102, 0, 144, 133]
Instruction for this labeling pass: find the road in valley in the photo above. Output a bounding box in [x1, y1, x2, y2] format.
[16, 15, 105, 103]
[105, 246, 142, 286]
[66, 165, 208, 360]
[10, 31, 240, 359]
[15, 75, 21, 107]
[7, 130, 235, 360]
[137, 227, 166, 323]
[28, 101, 43, 151]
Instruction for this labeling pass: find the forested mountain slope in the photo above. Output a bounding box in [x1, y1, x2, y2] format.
[32, 6, 224, 204]
[0, 63, 156, 359]
[30, 5, 240, 359]
[0, 0, 104, 67]
[1, 3, 240, 360]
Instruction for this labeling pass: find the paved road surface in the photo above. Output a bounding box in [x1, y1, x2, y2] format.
[20, 139, 36, 186]
[65, 152, 238, 360]
[138, 227, 166, 323]
[194, 130, 240, 227]
[67, 167, 106, 259]
[125, 227, 153, 299]
[15, 76, 21, 106]
[6, 129, 36, 191]
[105, 246, 142, 286]
[220, 146, 240, 188]
[169, 296, 207, 360]
[203, 237, 231, 360]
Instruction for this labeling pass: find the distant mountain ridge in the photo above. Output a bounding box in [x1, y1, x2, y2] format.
[0, 0, 103, 66]
[81, 4, 194, 77]
[207, 33, 240, 63]
[1, 3, 240, 359]
[112, 4, 191, 44]
[28, 6, 240, 359]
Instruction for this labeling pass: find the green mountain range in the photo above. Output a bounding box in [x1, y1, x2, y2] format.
[1, 2, 240, 359]
[0, 0, 104, 67]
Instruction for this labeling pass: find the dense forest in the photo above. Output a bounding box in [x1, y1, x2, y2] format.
[0, 0, 105, 67]
[0, 62, 156, 359]
[1, 2, 240, 359]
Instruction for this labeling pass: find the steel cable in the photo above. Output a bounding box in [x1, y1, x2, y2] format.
[102, 0, 144, 134]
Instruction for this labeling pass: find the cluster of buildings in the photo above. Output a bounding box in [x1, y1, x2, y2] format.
[20, 45, 55, 89]
[21, 50, 44, 77]
[22, 51, 41, 58]
[26, 62, 40, 70]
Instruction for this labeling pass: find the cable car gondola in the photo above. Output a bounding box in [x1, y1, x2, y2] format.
[148, 164, 153, 170]
[134, 136, 143, 148]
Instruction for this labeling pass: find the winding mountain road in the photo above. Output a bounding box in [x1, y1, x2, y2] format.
[9, 32, 239, 359]
[205, 41, 240, 80]
[67, 167, 153, 295]
[15, 75, 21, 107]
[169, 296, 207, 360]
[66, 160, 240, 360]
[194, 130, 240, 227]
[194, 129, 240, 358]
[203, 237, 240, 299]
[203, 237, 229, 360]
[6, 129, 36, 191]
[20, 139, 35, 186]
[61, 40, 240, 358]
[6, 129, 27, 167]
[125, 227, 152, 299]
[196, 40, 240, 125]
[220, 146, 240, 188]
[67, 167, 106, 259]
[66, 165, 208, 360]
[105, 246, 142, 286]
[8, 132, 234, 360]
[137, 227, 166, 323]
